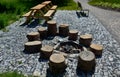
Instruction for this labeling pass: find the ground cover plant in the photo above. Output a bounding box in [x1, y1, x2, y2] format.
[89, 0, 120, 10]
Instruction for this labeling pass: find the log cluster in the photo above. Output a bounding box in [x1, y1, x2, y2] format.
[40, 45, 53, 59]
[79, 34, 92, 47]
[24, 41, 42, 53]
[47, 20, 57, 36]
[68, 29, 78, 41]
[48, 54, 67, 74]
[77, 51, 96, 72]
[90, 43, 103, 56]
[27, 32, 40, 41]
[59, 24, 69, 37]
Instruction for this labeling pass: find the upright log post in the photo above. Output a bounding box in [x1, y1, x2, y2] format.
[40, 45, 53, 59]
[27, 32, 40, 41]
[48, 54, 67, 74]
[24, 41, 42, 53]
[38, 27, 47, 39]
[47, 20, 57, 36]
[59, 24, 69, 37]
[90, 43, 103, 56]
[77, 51, 96, 72]
[79, 34, 92, 47]
[68, 29, 78, 41]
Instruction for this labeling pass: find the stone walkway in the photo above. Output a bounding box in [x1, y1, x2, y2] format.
[74, 0, 120, 45]
[0, 10, 120, 77]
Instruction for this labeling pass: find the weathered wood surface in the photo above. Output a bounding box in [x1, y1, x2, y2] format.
[90, 43, 103, 56]
[59, 24, 69, 37]
[27, 32, 40, 41]
[69, 29, 78, 41]
[24, 41, 42, 53]
[77, 51, 96, 72]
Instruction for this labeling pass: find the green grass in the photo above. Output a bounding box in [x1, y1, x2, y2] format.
[0, 71, 25, 77]
[0, 71, 35, 77]
[88, 0, 120, 9]
[58, 0, 78, 10]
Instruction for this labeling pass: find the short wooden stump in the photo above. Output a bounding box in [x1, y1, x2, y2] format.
[77, 51, 96, 72]
[47, 20, 57, 36]
[59, 24, 69, 37]
[38, 27, 47, 39]
[24, 41, 42, 53]
[48, 54, 66, 74]
[90, 43, 103, 56]
[27, 32, 40, 41]
[79, 34, 92, 46]
[69, 29, 78, 41]
[40, 45, 53, 59]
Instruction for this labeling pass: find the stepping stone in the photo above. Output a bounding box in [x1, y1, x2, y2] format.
[68, 29, 78, 41]
[47, 20, 57, 36]
[77, 51, 96, 72]
[24, 41, 42, 53]
[40, 45, 53, 59]
[38, 27, 47, 39]
[27, 32, 40, 41]
[59, 24, 69, 37]
[48, 54, 66, 74]
[90, 43, 103, 56]
[79, 34, 92, 47]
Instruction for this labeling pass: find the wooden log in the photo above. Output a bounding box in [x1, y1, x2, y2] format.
[38, 27, 47, 39]
[47, 20, 57, 36]
[79, 34, 92, 47]
[77, 51, 96, 72]
[68, 29, 78, 41]
[24, 41, 42, 53]
[90, 43, 103, 56]
[59, 24, 69, 37]
[27, 32, 40, 41]
[48, 54, 66, 74]
[40, 45, 53, 59]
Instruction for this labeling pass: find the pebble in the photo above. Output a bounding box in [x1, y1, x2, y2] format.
[0, 10, 120, 77]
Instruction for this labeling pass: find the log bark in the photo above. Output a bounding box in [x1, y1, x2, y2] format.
[90, 43, 103, 56]
[77, 51, 96, 72]
[40, 45, 53, 59]
[27, 32, 40, 41]
[68, 29, 78, 41]
[38, 27, 47, 39]
[24, 41, 42, 53]
[79, 34, 92, 47]
[48, 54, 66, 74]
[59, 24, 69, 37]
[47, 20, 57, 36]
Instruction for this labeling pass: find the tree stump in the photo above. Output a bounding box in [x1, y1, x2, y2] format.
[40, 45, 54, 59]
[47, 20, 57, 36]
[77, 51, 96, 72]
[24, 41, 42, 53]
[27, 32, 40, 41]
[68, 29, 78, 41]
[79, 34, 92, 47]
[90, 43, 103, 56]
[59, 24, 69, 37]
[48, 54, 66, 74]
[38, 27, 47, 39]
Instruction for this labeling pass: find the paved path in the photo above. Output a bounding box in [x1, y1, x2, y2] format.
[75, 0, 120, 45]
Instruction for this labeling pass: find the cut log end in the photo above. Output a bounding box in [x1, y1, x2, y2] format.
[50, 54, 65, 64]
[41, 45, 53, 52]
[90, 43, 103, 56]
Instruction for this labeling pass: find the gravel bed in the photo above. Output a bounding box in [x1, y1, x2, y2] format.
[0, 10, 120, 77]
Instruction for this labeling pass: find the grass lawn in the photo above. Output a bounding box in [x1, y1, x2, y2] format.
[88, 0, 120, 10]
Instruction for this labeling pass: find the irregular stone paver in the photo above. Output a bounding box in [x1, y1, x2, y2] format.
[0, 10, 120, 77]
